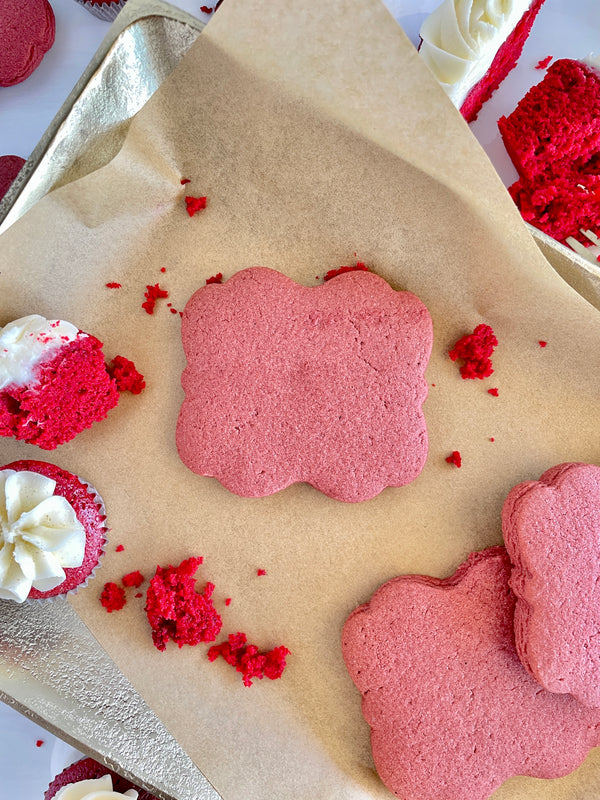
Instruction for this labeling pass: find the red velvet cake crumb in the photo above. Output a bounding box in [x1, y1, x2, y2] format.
[100, 582, 127, 612]
[105, 282, 122, 289]
[145, 557, 222, 651]
[257, 568, 267, 576]
[107, 356, 145, 394]
[122, 570, 144, 588]
[446, 450, 462, 468]
[536, 55, 553, 69]
[225, 597, 232, 606]
[448, 324, 498, 379]
[539, 340, 547, 347]
[323, 262, 369, 282]
[180, 178, 191, 185]
[488, 387, 499, 396]
[36, 740, 44, 747]
[185, 196, 207, 217]
[115, 544, 125, 552]
[206, 272, 223, 285]
[142, 284, 169, 314]
[208, 632, 290, 687]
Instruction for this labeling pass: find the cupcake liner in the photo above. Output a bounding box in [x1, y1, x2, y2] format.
[73, 0, 127, 21]
[25, 477, 108, 605]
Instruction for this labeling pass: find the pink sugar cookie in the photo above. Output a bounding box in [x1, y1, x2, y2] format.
[341, 547, 600, 800]
[503, 462, 600, 708]
[176, 267, 432, 502]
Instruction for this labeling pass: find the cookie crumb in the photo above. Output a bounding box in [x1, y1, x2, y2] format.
[105, 282, 122, 289]
[108, 356, 145, 395]
[448, 324, 497, 379]
[257, 568, 267, 576]
[115, 544, 125, 552]
[122, 570, 144, 588]
[185, 196, 207, 217]
[487, 387, 499, 397]
[445, 450, 462, 468]
[538, 340, 547, 348]
[208, 632, 290, 686]
[206, 272, 223, 285]
[142, 284, 169, 315]
[100, 582, 127, 612]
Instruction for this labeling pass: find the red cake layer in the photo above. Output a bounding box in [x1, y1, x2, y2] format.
[460, 0, 546, 123]
[499, 59, 600, 244]
[45, 757, 158, 800]
[2, 460, 107, 600]
[0, 334, 120, 450]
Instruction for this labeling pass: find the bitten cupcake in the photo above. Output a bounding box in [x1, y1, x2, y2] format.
[0, 315, 120, 449]
[72, 0, 127, 22]
[0, 460, 107, 603]
[45, 757, 159, 800]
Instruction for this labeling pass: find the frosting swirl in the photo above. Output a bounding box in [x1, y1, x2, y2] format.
[419, 0, 531, 106]
[0, 314, 80, 391]
[53, 775, 138, 799]
[0, 470, 85, 603]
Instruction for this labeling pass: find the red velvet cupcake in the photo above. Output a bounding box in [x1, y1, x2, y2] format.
[73, 0, 127, 21]
[0, 315, 120, 450]
[45, 757, 159, 800]
[0, 460, 107, 603]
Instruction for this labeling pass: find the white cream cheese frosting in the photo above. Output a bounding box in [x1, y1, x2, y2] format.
[0, 470, 86, 603]
[419, 0, 532, 107]
[53, 774, 138, 800]
[0, 314, 81, 391]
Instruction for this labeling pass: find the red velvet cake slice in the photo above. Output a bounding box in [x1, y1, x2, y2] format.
[0, 315, 120, 449]
[503, 463, 600, 709]
[419, 0, 546, 123]
[498, 58, 600, 245]
[341, 547, 600, 800]
[176, 267, 432, 502]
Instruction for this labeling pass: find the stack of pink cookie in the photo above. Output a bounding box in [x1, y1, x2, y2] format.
[342, 461, 600, 800]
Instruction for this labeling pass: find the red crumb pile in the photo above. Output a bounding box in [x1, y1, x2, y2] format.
[185, 196, 207, 217]
[323, 262, 369, 282]
[100, 582, 126, 612]
[208, 632, 290, 687]
[446, 450, 462, 468]
[142, 284, 169, 314]
[122, 570, 144, 588]
[108, 356, 145, 394]
[448, 324, 498, 379]
[145, 557, 222, 651]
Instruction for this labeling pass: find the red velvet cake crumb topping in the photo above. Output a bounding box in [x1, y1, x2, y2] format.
[208, 632, 290, 687]
[448, 324, 498, 379]
[122, 570, 144, 588]
[323, 262, 369, 282]
[100, 582, 127, 612]
[145, 557, 222, 651]
[446, 450, 462, 468]
[185, 195, 207, 217]
[108, 355, 146, 394]
[142, 284, 169, 314]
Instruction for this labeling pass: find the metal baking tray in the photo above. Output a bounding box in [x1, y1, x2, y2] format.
[0, 2, 222, 798]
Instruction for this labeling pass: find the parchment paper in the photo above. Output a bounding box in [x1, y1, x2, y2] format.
[1, 1, 600, 798]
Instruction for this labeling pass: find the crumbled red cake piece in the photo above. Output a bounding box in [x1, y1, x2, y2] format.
[185, 196, 207, 217]
[257, 568, 266, 576]
[446, 450, 462, 468]
[36, 740, 44, 747]
[487, 387, 499, 396]
[100, 582, 127, 612]
[323, 262, 369, 282]
[135, 592, 143, 598]
[142, 284, 169, 314]
[115, 544, 125, 552]
[145, 557, 222, 652]
[122, 570, 144, 588]
[105, 282, 122, 289]
[107, 356, 145, 395]
[180, 178, 191, 185]
[0, 334, 119, 450]
[208, 632, 290, 687]
[225, 597, 232, 606]
[536, 55, 553, 69]
[206, 272, 223, 285]
[539, 340, 547, 348]
[448, 324, 498, 379]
